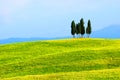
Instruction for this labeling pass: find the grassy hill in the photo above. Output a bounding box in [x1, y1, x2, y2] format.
[0, 38, 120, 80]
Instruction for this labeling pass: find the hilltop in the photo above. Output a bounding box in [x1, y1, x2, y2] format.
[0, 39, 120, 80]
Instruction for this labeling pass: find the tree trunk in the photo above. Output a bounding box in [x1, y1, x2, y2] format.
[88, 34, 90, 38]
[73, 35, 75, 38]
[81, 35, 83, 38]
[87, 34, 89, 38]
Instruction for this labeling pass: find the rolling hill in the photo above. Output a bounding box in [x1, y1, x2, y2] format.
[0, 39, 120, 80]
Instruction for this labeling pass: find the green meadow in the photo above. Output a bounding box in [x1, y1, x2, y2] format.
[0, 38, 120, 80]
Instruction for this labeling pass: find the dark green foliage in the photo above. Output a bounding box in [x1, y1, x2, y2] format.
[76, 23, 81, 37]
[71, 20, 76, 38]
[76, 24, 79, 35]
[70, 18, 92, 38]
[80, 18, 85, 37]
[86, 20, 92, 38]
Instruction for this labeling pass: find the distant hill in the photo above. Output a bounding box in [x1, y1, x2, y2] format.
[0, 25, 120, 44]
[91, 25, 120, 38]
[0, 38, 49, 44]
[0, 37, 68, 44]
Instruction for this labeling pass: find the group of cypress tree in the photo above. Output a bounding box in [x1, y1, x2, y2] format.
[71, 18, 92, 38]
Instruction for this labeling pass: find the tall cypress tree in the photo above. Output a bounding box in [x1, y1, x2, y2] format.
[76, 23, 79, 38]
[86, 20, 92, 38]
[71, 20, 76, 38]
[80, 18, 85, 37]
[76, 23, 81, 38]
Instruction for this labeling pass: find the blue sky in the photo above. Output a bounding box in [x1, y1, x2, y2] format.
[0, 0, 120, 39]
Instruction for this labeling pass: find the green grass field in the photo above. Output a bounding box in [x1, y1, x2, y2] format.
[0, 38, 120, 80]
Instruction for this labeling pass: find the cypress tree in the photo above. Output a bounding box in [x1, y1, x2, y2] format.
[77, 23, 81, 38]
[71, 20, 76, 38]
[80, 18, 85, 37]
[76, 23, 79, 38]
[86, 20, 92, 38]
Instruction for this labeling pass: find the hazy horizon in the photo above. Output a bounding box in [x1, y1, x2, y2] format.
[0, 0, 120, 39]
